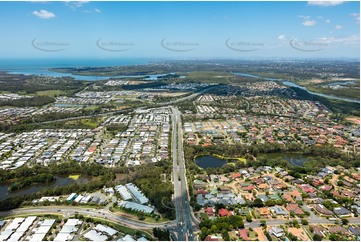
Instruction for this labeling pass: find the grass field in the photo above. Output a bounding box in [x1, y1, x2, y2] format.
[80, 119, 99, 128]
[212, 154, 247, 163]
[36, 90, 66, 97]
[68, 175, 80, 180]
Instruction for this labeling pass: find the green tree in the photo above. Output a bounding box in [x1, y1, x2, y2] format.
[252, 198, 264, 207]
[313, 234, 322, 241]
[341, 218, 349, 225]
[301, 219, 308, 225]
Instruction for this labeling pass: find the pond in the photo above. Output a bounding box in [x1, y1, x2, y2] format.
[195, 155, 228, 169]
[0, 175, 89, 201]
[263, 153, 312, 167]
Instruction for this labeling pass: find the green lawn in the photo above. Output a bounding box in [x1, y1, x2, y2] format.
[36, 90, 66, 97]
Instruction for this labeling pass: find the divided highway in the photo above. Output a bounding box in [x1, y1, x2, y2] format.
[0, 206, 172, 230]
[171, 106, 199, 241]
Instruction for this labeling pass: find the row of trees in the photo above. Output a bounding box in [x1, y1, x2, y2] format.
[199, 215, 244, 240]
[0, 96, 55, 107]
[8, 173, 55, 192]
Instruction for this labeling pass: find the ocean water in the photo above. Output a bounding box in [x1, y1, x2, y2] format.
[0, 58, 151, 81]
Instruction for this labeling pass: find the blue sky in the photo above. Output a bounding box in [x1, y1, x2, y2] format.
[0, 1, 359, 59]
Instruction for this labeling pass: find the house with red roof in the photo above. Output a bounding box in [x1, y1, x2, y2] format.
[196, 189, 208, 195]
[205, 207, 215, 217]
[298, 184, 316, 194]
[242, 185, 256, 192]
[286, 203, 305, 215]
[218, 208, 232, 217]
[319, 185, 332, 191]
[238, 229, 249, 241]
[230, 173, 241, 179]
[312, 179, 323, 187]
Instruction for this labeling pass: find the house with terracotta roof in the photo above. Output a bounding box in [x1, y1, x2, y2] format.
[298, 184, 316, 194]
[343, 176, 356, 184]
[286, 203, 305, 216]
[352, 173, 360, 181]
[237, 229, 249, 241]
[282, 194, 294, 203]
[284, 175, 295, 181]
[319, 185, 332, 191]
[218, 208, 232, 217]
[258, 183, 270, 190]
[242, 185, 256, 192]
[341, 189, 356, 198]
[288, 189, 302, 201]
[205, 207, 214, 217]
[257, 207, 271, 216]
[312, 178, 323, 187]
[328, 225, 349, 235]
[196, 189, 208, 195]
[310, 225, 326, 238]
[230, 173, 241, 179]
[313, 204, 333, 216]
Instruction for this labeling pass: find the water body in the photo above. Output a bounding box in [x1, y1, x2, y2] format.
[233, 72, 359, 103]
[0, 58, 150, 81]
[0, 175, 89, 201]
[232, 72, 279, 81]
[327, 81, 356, 86]
[263, 153, 311, 167]
[195, 155, 228, 169]
[282, 81, 360, 103]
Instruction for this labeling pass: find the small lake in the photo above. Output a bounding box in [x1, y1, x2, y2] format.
[195, 155, 228, 169]
[263, 153, 312, 167]
[0, 176, 89, 201]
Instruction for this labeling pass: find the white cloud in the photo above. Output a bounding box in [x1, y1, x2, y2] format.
[350, 13, 360, 23]
[32, 9, 55, 19]
[308, 1, 345, 7]
[298, 15, 310, 19]
[81, 8, 101, 14]
[325, 19, 331, 24]
[65, 1, 89, 10]
[278, 34, 287, 41]
[317, 34, 360, 45]
[334, 25, 343, 30]
[302, 20, 316, 26]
